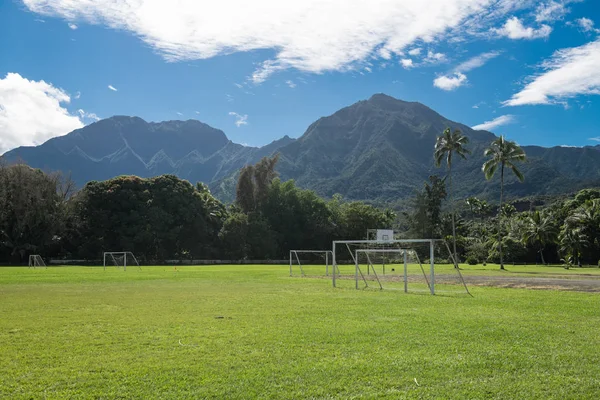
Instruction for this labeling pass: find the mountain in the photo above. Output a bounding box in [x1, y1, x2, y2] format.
[3, 94, 600, 204]
[2, 116, 294, 188]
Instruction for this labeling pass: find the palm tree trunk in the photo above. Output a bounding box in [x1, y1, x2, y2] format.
[449, 164, 458, 269]
[540, 247, 546, 265]
[499, 163, 504, 270]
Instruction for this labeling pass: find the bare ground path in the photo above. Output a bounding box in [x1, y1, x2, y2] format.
[460, 274, 600, 292]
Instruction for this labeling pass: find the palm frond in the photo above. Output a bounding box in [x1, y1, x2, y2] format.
[482, 160, 497, 180]
[510, 165, 525, 182]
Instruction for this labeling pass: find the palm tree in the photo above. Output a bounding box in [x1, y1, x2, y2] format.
[559, 228, 587, 267]
[522, 211, 558, 265]
[482, 136, 526, 270]
[478, 200, 491, 221]
[466, 197, 480, 219]
[434, 128, 470, 267]
[565, 199, 600, 262]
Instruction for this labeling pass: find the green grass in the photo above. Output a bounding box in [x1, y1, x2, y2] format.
[2, 265, 600, 399]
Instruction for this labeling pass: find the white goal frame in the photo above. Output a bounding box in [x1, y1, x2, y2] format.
[354, 248, 431, 292]
[333, 239, 470, 296]
[289, 250, 333, 276]
[28, 255, 47, 269]
[103, 252, 141, 271]
[333, 239, 436, 293]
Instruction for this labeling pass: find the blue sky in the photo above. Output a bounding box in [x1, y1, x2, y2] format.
[1, 0, 599, 153]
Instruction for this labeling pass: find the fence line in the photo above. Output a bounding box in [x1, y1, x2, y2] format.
[47, 259, 291, 266]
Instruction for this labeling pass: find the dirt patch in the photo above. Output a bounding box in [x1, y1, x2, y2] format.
[327, 273, 600, 292]
[462, 275, 600, 293]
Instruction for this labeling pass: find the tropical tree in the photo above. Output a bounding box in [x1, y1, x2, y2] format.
[559, 228, 587, 267]
[565, 199, 600, 263]
[466, 197, 480, 219]
[477, 200, 491, 221]
[522, 211, 558, 265]
[434, 128, 470, 266]
[482, 136, 526, 269]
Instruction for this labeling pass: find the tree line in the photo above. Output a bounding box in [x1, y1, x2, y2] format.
[406, 129, 600, 268]
[0, 157, 394, 263]
[2, 134, 599, 267]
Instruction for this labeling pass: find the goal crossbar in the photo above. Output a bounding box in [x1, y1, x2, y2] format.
[103, 252, 141, 271]
[333, 239, 437, 294]
[354, 249, 431, 293]
[28, 255, 47, 269]
[289, 250, 333, 277]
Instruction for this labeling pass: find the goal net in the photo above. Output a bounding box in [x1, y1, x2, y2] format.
[103, 252, 141, 271]
[332, 239, 470, 295]
[28, 255, 47, 268]
[289, 250, 333, 277]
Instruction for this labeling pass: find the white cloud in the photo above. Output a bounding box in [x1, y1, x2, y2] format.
[378, 48, 392, 60]
[504, 39, 600, 106]
[494, 17, 552, 39]
[108, 84, 117, 91]
[589, 137, 600, 142]
[23, 0, 547, 82]
[195, 111, 201, 114]
[432, 51, 500, 91]
[424, 50, 447, 64]
[400, 59, 414, 69]
[74, 91, 81, 99]
[176, 112, 183, 116]
[433, 72, 467, 90]
[228, 111, 248, 127]
[285, 80, 297, 89]
[408, 48, 422, 56]
[68, 23, 78, 30]
[455, 51, 502, 72]
[77, 109, 100, 122]
[574, 17, 600, 33]
[225, 94, 234, 102]
[251, 60, 285, 84]
[472, 114, 516, 131]
[0, 73, 84, 153]
[233, 83, 243, 89]
[535, 1, 569, 23]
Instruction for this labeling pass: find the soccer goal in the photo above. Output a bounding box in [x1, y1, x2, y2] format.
[332, 239, 470, 295]
[103, 252, 141, 271]
[28, 255, 47, 269]
[289, 250, 333, 277]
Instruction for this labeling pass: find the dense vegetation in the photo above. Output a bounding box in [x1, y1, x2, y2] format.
[0, 158, 394, 263]
[2, 135, 599, 266]
[5, 94, 600, 205]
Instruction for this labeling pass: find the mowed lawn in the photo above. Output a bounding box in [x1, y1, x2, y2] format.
[1, 265, 600, 399]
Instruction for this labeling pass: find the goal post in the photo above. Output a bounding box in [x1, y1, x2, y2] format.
[333, 239, 435, 292]
[354, 248, 433, 293]
[332, 239, 470, 295]
[28, 255, 47, 269]
[103, 252, 141, 271]
[289, 250, 333, 277]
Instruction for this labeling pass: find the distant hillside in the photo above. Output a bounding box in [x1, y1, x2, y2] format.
[3, 94, 600, 203]
[2, 116, 295, 188]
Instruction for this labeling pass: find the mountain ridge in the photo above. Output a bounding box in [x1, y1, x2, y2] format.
[3, 93, 600, 203]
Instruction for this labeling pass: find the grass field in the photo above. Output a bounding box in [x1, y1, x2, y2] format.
[2, 264, 600, 399]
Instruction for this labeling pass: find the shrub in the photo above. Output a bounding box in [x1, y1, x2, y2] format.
[466, 256, 478, 265]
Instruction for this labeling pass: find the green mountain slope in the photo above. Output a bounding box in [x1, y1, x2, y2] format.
[3, 94, 600, 203]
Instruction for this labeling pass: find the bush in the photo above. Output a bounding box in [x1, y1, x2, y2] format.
[465, 256, 478, 265]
